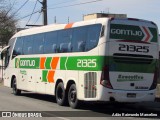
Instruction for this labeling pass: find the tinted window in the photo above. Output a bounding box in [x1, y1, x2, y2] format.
[4, 48, 10, 68]
[85, 24, 101, 51]
[13, 37, 23, 57]
[9, 38, 16, 56]
[33, 34, 44, 54]
[5, 38, 16, 64]
[23, 36, 33, 55]
[44, 31, 57, 53]
[57, 29, 72, 53]
[72, 27, 88, 52]
[11, 24, 101, 55]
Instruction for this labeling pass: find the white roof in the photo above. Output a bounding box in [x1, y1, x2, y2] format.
[12, 18, 109, 38]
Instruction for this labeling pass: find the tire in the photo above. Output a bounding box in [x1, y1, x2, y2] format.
[56, 82, 67, 106]
[12, 78, 21, 95]
[68, 84, 79, 109]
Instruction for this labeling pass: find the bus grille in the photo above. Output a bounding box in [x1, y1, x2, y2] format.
[84, 72, 97, 98]
[113, 53, 153, 64]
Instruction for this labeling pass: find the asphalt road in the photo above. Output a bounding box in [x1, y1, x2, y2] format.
[0, 83, 160, 120]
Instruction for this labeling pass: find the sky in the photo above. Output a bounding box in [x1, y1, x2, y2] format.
[11, 0, 160, 33]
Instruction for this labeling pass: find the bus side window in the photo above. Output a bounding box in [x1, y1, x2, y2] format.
[4, 49, 10, 68]
[23, 36, 33, 55]
[12, 37, 23, 58]
[85, 24, 101, 51]
[78, 41, 85, 52]
[72, 27, 87, 52]
[44, 31, 58, 54]
[33, 34, 44, 54]
[57, 29, 72, 53]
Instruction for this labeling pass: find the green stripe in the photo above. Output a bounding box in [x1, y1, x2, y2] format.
[45, 57, 52, 69]
[15, 56, 158, 73]
[60, 56, 105, 71]
[60, 57, 67, 70]
[110, 24, 144, 41]
[109, 57, 158, 73]
[149, 28, 158, 42]
[42, 70, 48, 82]
[60, 56, 157, 73]
[110, 24, 157, 42]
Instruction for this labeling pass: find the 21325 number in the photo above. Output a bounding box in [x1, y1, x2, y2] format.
[119, 44, 149, 53]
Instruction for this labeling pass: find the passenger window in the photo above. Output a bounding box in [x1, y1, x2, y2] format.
[44, 31, 58, 54]
[72, 27, 87, 52]
[85, 24, 101, 51]
[57, 29, 72, 53]
[13, 37, 23, 57]
[33, 34, 44, 54]
[23, 36, 33, 55]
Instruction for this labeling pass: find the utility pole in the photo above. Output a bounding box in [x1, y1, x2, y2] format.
[68, 16, 70, 23]
[27, 0, 48, 26]
[54, 16, 56, 23]
[42, 0, 48, 25]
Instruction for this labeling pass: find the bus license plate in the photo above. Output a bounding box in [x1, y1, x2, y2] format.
[127, 93, 136, 98]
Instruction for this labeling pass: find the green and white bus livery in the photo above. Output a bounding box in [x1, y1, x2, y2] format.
[1, 18, 159, 108]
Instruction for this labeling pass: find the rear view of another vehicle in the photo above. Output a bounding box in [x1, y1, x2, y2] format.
[100, 18, 159, 102]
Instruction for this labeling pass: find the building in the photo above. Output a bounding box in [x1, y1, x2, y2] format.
[83, 13, 127, 21]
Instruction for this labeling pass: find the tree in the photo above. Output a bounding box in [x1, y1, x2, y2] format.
[0, 0, 17, 47]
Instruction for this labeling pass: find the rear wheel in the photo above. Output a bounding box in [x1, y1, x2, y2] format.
[56, 82, 67, 106]
[68, 84, 79, 109]
[12, 78, 21, 95]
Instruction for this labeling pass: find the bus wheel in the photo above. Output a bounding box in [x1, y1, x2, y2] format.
[12, 78, 21, 95]
[68, 84, 79, 109]
[56, 82, 66, 106]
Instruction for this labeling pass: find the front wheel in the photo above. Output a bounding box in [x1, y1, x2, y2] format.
[68, 84, 80, 109]
[12, 78, 21, 95]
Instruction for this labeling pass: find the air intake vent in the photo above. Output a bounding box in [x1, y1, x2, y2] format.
[113, 53, 153, 64]
[84, 72, 97, 98]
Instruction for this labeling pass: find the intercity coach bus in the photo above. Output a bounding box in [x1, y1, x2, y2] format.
[1, 18, 159, 108]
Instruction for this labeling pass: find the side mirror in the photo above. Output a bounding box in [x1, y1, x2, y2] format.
[12, 54, 17, 59]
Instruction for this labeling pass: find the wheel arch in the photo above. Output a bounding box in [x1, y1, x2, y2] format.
[66, 80, 76, 94]
[54, 79, 63, 95]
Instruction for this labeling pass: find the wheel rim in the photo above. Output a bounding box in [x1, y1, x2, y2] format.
[69, 88, 76, 103]
[57, 87, 63, 101]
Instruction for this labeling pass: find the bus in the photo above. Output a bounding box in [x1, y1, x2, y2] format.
[1, 18, 159, 108]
